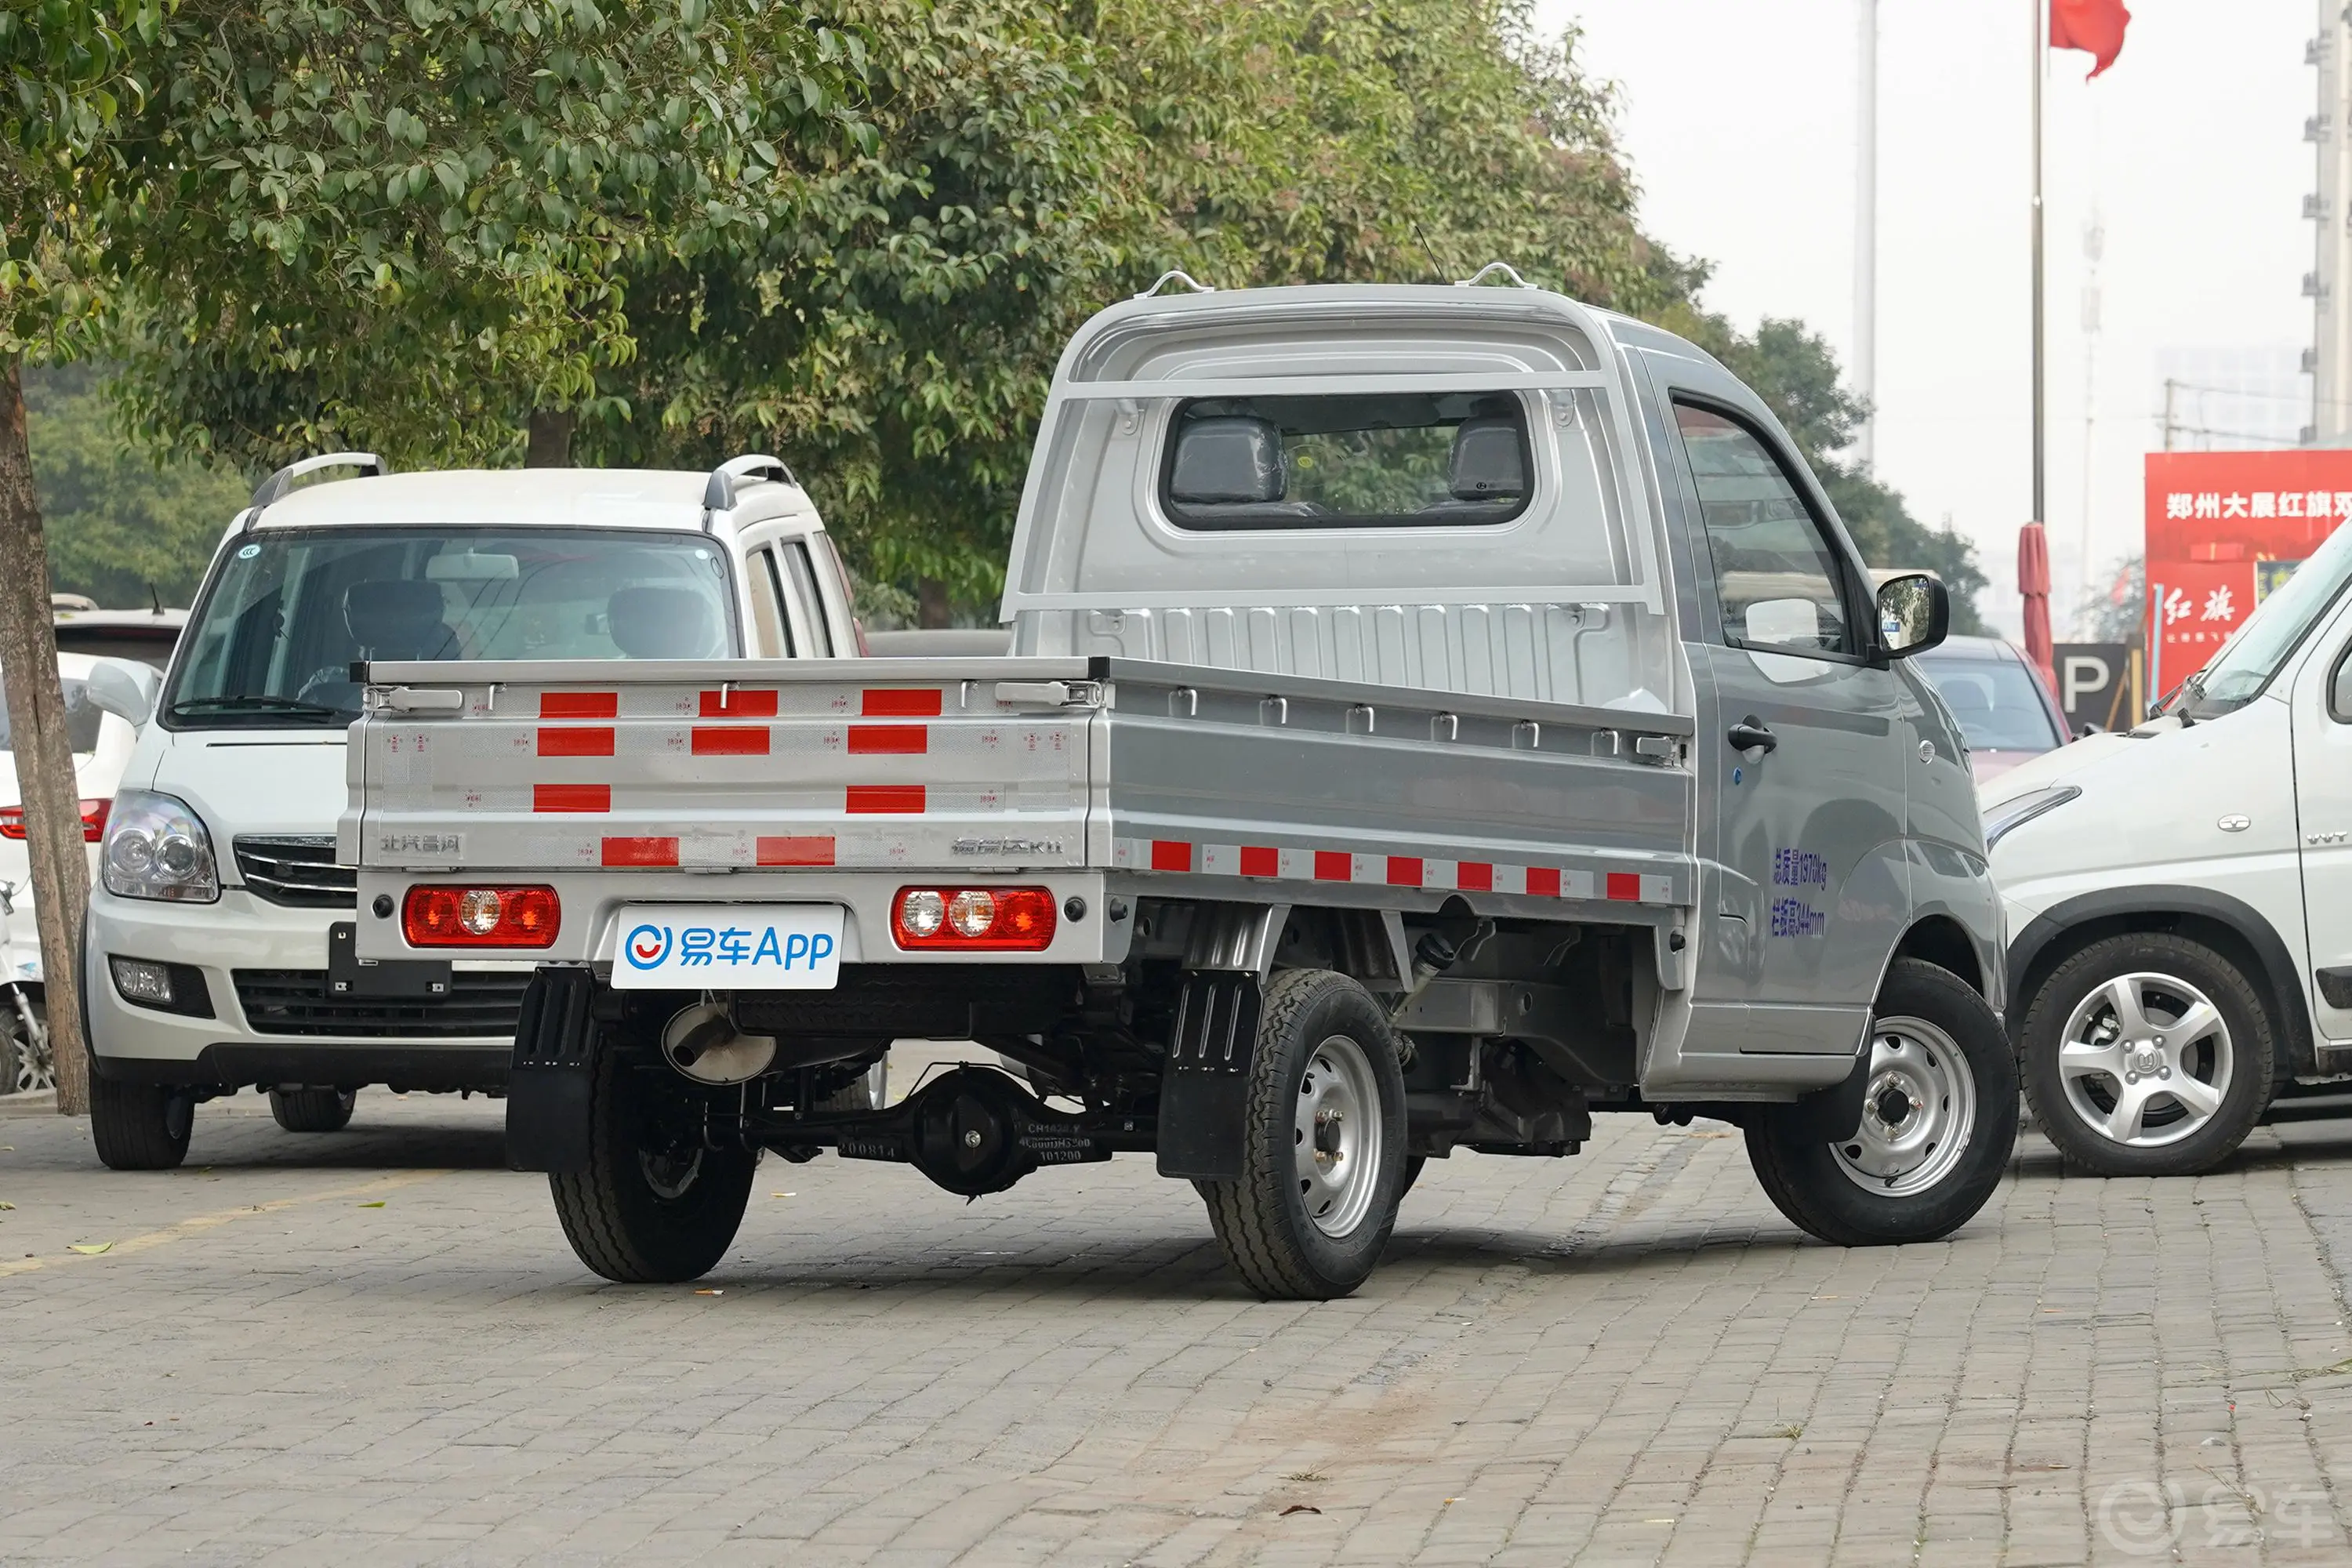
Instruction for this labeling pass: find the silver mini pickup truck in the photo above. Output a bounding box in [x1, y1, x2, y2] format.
[340, 274, 2016, 1299]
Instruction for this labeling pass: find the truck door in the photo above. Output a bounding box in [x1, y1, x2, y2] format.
[2291, 594, 2352, 1047]
[1656, 392, 1911, 1054]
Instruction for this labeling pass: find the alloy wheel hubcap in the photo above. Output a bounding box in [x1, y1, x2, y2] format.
[2057, 971, 2230, 1148]
[1295, 1035, 1383, 1238]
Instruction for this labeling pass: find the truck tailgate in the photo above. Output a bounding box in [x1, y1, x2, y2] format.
[347, 658, 1094, 875]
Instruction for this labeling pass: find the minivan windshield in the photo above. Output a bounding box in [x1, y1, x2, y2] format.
[166, 527, 738, 728]
[2179, 520, 2352, 718]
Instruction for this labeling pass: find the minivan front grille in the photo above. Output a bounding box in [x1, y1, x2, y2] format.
[232, 970, 530, 1039]
[233, 836, 356, 908]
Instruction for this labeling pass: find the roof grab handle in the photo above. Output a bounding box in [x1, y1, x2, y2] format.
[1454, 262, 1538, 290]
[1134, 270, 1216, 299]
[702, 453, 797, 515]
[249, 452, 384, 514]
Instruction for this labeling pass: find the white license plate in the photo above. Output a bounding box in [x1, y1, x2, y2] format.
[610, 905, 844, 990]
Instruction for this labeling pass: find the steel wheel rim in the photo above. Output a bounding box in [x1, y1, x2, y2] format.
[1830, 1015, 1977, 1197]
[639, 1145, 704, 1200]
[1296, 1033, 1382, 1238]
[2056, 971, 2232, 1149]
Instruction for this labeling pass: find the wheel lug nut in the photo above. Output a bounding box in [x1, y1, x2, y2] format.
[2125, 1072, 2139, 1084]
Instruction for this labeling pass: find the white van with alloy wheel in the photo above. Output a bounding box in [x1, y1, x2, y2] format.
[81, 453, 861, 1169]
[1985, 516, 2352, 1174]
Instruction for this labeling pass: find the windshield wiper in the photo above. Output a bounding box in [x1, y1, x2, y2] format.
[165, 695, 347, 719]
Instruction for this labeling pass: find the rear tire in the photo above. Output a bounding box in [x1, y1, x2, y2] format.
[1747, 959, 2016, 1246]
[549, 1044, 754, 1283]
[90, 1073, 194, 1171]
[1196, 970, 1407, 1300]
[270, 1087, 356, 1133]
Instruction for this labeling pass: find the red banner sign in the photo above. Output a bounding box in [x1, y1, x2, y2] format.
[2143, 451, 2352, 681]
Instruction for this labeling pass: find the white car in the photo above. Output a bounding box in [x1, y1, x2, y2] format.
[80, 452, 859, 1162]
[1986, 515, 2352, 1174]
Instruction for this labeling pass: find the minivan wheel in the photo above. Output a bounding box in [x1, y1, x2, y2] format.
[2020, 933, 2272, 1176]
[549, 1047, 755, 1284]
[269, 1087, 356, 1133]
[90, 1073, 194, 1171]
[1747, 959, 2018, 1245]
[1196, 969, 1408, 1300]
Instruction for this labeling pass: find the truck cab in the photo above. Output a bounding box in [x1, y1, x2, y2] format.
[82, 454, 856, 1159]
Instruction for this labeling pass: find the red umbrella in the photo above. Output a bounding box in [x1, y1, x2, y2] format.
[2018, 521, 2058, 698]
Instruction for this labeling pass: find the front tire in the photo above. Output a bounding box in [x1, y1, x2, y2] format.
[2019, 932, 2272, 1176]
[548, 1044, 754, 1283]
[270, 1087, 356, 1133]
[90, 1073, 194, 1171]
[1196, 969, 1407, 1300]
[1747, 958, 2016, 1246]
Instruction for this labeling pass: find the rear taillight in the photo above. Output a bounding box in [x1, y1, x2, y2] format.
[402, 885, 561, 948]
[0, 798, 113, 843]
[892, 886, 1057, 951]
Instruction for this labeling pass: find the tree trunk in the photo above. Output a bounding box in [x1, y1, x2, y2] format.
[0, 360, 93, 1113]
[916, 578, 950, 629]
[524, 409, 575, 467]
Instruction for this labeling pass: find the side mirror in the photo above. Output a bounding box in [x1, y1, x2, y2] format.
[84, 658, 162, 728]
[1875, 573, 1949, 659]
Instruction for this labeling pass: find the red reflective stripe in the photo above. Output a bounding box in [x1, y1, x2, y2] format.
[1457, 862, 1494, 892]
[534, 784, 609, 813]
[848, 724, 927, 755]
[691, 726, 770, 756]
[541, 692, 618, 719]
[756, 835, 836, 866]
[1526, 867, 1562, 898]
[862, 688, 943, 717]
[846, 785, 925, 814]
[1606, 872, 1641, 901]
[1313, 851, 1352, 882]
[602, 837, 678, 868]
[1150, 840, 1192, 872]
[1387, 856, 1424, 887]
[1240, 845, 1280, 878]
[536, 727, 614, 757]
[700, 689, 779, 717]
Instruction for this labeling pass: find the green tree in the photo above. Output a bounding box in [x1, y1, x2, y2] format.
[2, 1, 169, 1107]
[1681, 312, 1991, 633]
[24, 365, 247, 606]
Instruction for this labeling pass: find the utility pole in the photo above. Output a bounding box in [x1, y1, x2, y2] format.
[1854, 0, 1878, 470]
[2162, 377, 2180, 452]
[2081, 209, 2103, 610]
[2314, 5, 2352, 445]
[2031, 0, 2048, 531]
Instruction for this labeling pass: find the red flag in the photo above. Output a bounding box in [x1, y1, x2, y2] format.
[2050, 0, 2130, 78]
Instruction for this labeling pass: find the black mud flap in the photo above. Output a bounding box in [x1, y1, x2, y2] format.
[506, 965, 598, 1173]
[1784, 1042, 1873, 1145]
[1155, 971, 1263, 1181]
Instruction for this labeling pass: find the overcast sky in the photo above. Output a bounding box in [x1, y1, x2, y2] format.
[1544, 0, 2316, 637]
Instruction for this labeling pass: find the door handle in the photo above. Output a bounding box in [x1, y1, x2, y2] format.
[1728, 717, 1777, 755]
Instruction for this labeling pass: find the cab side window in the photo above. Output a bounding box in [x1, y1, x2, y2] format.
[744, 546, 792, 658]
[1673, 403, 1853, 657]
[779, 540, 837, 658]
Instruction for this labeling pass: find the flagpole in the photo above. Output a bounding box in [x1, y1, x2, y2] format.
[2031, 0, 2047, 529]
[1855, 0, 1878, 470]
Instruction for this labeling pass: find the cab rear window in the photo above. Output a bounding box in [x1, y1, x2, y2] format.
[1162, 393, 1532, 531]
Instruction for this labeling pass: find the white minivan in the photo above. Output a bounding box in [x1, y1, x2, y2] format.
[1987, 517, 2352, 1174]
[81, 453, 859, 1169]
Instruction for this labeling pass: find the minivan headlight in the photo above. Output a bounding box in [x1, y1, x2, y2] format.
[1983, 785, 2081, 851]
[101, 791, 220, 903]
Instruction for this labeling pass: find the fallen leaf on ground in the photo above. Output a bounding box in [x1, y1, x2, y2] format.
[67, 1242, 111, 1255]
[0, 1201, 14, 1210]
[1279, 1505, 1320, 1517]
[356, 1201, 385, 1208]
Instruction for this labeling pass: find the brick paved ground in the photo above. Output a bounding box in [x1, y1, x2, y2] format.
[5, 1054, 2352, 1565]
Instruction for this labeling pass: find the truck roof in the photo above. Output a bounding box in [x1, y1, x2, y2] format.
[246, 467, 816, 534]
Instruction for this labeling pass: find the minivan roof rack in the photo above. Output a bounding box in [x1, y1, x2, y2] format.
[247, 452, 384, 523]
[702, 454, 797, 519]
